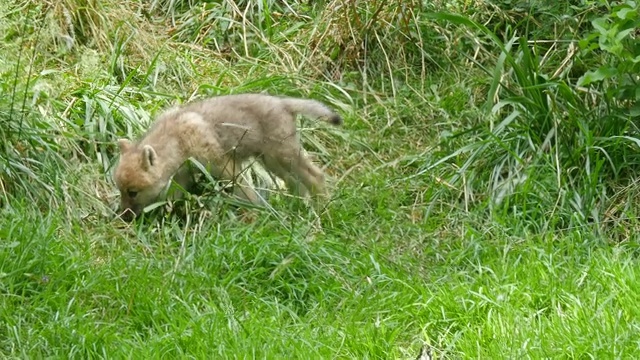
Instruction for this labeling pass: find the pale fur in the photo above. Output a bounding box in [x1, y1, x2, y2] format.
[114, 93, 342, 220]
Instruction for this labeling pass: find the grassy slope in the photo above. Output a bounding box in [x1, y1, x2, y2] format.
[2, 1, 640, 359]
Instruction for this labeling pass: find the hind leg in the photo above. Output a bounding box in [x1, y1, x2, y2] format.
[289, 154, 327, 199]
[262, 155, 310, 198]
[270, 145, 328, 200]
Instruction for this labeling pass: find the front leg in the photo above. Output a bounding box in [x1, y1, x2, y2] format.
[167, 163, 198, 200]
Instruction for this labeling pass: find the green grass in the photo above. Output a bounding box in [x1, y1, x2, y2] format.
[3, 0, 640, 358]
[4, 199, 640, 358]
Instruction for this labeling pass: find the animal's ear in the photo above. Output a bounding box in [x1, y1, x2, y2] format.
[142, 145, 157, 170]
[118, 139, 132, 153]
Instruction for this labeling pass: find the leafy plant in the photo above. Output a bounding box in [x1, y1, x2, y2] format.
[421, 11, 640, 232]
[578, 0, 640, 116]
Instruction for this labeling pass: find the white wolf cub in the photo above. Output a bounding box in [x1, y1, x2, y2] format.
[114, 93, 342, 220]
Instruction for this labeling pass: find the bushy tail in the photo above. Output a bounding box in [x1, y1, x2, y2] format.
[281, 98, 343, 125]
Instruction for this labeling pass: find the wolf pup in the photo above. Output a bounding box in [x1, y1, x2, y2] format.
[114, 93, 342, 220]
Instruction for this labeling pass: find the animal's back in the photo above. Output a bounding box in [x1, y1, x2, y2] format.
[182, 94, 298, 156]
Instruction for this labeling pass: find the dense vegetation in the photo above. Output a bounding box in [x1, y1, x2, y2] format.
[2, 0, 640, 357]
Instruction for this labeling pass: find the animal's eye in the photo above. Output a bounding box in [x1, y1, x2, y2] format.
[127, 190, 138, 198]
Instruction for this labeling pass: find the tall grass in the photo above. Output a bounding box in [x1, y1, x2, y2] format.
[417, 9, 640, 235]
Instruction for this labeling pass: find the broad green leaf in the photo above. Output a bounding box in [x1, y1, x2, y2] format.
[577, 67, 618, 86]
[591, 17, 609, 34]
[615, 27, 635, 42]
[616, 7, 638, 20]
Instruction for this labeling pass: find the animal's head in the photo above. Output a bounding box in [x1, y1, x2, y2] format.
[114, 139, 169, 221]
